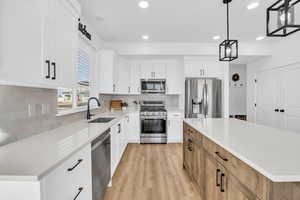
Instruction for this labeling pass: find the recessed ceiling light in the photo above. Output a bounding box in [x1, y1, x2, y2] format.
[213, 35, 221, 40]
[139, 1, 149, 8]
[247, 1, 260, 10]
[256, 36, 265, 41]
[142, 35, 149, 40]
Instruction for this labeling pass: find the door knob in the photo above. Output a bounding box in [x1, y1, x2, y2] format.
[280, 109, 285, 113]
[274, 109, 279, 112]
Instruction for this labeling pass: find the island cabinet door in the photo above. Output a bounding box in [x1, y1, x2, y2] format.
[192, 137, 205, 196]
[226, 172, 257, 200]
[205, 153, 227, 200]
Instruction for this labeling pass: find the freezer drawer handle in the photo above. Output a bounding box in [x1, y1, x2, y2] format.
[73, 187, 83, 200]
[215, 152, 228, 162]
[67, 159, 83, 171]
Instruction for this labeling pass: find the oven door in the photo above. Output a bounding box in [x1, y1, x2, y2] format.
[141, 117, 167, 136]
[141, 80, 166, 93]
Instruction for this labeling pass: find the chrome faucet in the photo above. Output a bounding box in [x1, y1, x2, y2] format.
[87, 97, 101, 120]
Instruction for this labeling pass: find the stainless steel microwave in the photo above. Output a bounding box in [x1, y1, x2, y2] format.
[141, 79, 166, 94]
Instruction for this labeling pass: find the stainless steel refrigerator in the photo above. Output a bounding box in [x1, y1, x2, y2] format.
[185, 78, 222, 118]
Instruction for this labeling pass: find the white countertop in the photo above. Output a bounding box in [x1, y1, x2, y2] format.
[0, 111, 136, 182]
[184, 118, 300, 182]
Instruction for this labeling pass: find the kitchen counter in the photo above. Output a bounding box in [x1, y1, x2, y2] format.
[0, 110, 136, 182]
[184, 118, 300, 182]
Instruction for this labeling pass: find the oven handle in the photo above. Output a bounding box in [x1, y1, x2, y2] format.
[141, 116, 167, 120]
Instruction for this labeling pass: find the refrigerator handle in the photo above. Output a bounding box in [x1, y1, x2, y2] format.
[204, 83, 208, 118]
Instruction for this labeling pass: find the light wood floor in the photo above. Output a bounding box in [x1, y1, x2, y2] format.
[103, 143, 201, 200]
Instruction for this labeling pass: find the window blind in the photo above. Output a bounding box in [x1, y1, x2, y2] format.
[77, 48, 90, 86]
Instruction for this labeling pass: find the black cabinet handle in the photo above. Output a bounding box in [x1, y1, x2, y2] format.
[216, 169, 221, 187]
[188, 139, 193, 151]
[280, 109, 285, 113]
[67, 159, 83, 171]
[118, 124, 121, 134]
[215, 152, 228, 162]
[220, 173, 225, 192]
[275, 109, 279, 112]
[45, 60, 51, 79]
[51, 62, 56, 80]
[73, 187, 83, 200]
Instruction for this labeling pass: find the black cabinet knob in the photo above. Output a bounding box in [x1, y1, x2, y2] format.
[280, 109, 285, 113]
[275, 109, 279, 112]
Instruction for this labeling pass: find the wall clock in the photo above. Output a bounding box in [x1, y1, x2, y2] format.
[232, 73, 240, 82]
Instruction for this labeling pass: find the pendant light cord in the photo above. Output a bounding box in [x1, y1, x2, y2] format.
[227, 2, 229, 40]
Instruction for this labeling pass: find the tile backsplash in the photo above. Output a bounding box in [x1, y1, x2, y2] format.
[0, 85, 181, 147]
[0, 86, 110, 147]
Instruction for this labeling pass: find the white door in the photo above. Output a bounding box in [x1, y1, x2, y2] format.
[52, 0, 77, 88]
[283, 65, 300, 133]
[256, 69, 284, 129]
[130, 63, 141, 94]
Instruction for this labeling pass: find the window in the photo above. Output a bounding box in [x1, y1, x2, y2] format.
[57, 42, 91, 114]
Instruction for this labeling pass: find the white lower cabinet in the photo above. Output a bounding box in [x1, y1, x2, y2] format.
[167, 112, 183, 143]
[41, 144, 92, 200]
[110, 116, 130, 178]
[127, 112, 140, 143]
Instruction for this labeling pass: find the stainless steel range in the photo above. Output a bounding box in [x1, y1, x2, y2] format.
[140, 101, 167, 144]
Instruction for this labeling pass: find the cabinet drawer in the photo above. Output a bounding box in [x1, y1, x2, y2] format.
[42, 144, 92, 200]
[202, 136, 269, 200]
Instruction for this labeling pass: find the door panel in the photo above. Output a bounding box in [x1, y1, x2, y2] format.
[283, 65, 300, 133]
[205, 154, 219, 200]
[256, 69, 284, 129]
[52, 0, 77, 88]
[227, 173, 256, 200]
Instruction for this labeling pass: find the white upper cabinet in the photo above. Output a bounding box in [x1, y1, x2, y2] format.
[130, 63, 141, 94]
[166, 61, 182, 94]
[140, 62, 154, 79]
[140, 62, 166, 79]
[98, 50, 117, 94]
[115, 59, 131, 94]
[0, 0, 80, 88]
[184, 57, 224, 79]
[153, 62, 167, 79]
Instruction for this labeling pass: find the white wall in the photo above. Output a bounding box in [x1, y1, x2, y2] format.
[229, 64, 247, 116]
[247, 32, 300, 122]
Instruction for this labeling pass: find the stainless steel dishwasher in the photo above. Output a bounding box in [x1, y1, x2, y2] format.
[91, 128, 111, 200]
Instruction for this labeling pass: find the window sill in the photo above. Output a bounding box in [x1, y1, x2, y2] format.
[56, 105, 98, 117]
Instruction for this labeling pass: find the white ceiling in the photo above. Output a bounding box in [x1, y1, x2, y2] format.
[79, 0, 277, 43]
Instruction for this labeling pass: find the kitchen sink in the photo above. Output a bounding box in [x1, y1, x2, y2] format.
[88, 117, 115, 123]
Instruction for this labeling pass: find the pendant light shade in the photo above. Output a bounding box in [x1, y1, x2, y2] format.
[267, 0, 300, 37]
[219, 0, 238, 62]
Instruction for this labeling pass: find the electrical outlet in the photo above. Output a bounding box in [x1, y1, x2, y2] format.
[28, 104, 36, 117]
[42, 104, 46, 115]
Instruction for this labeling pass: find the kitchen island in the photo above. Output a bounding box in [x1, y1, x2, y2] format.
[183, 118, 300, 200]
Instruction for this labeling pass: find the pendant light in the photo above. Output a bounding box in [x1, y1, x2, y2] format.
[267, 0, 300, 37]
[219, 0, 238, 62]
